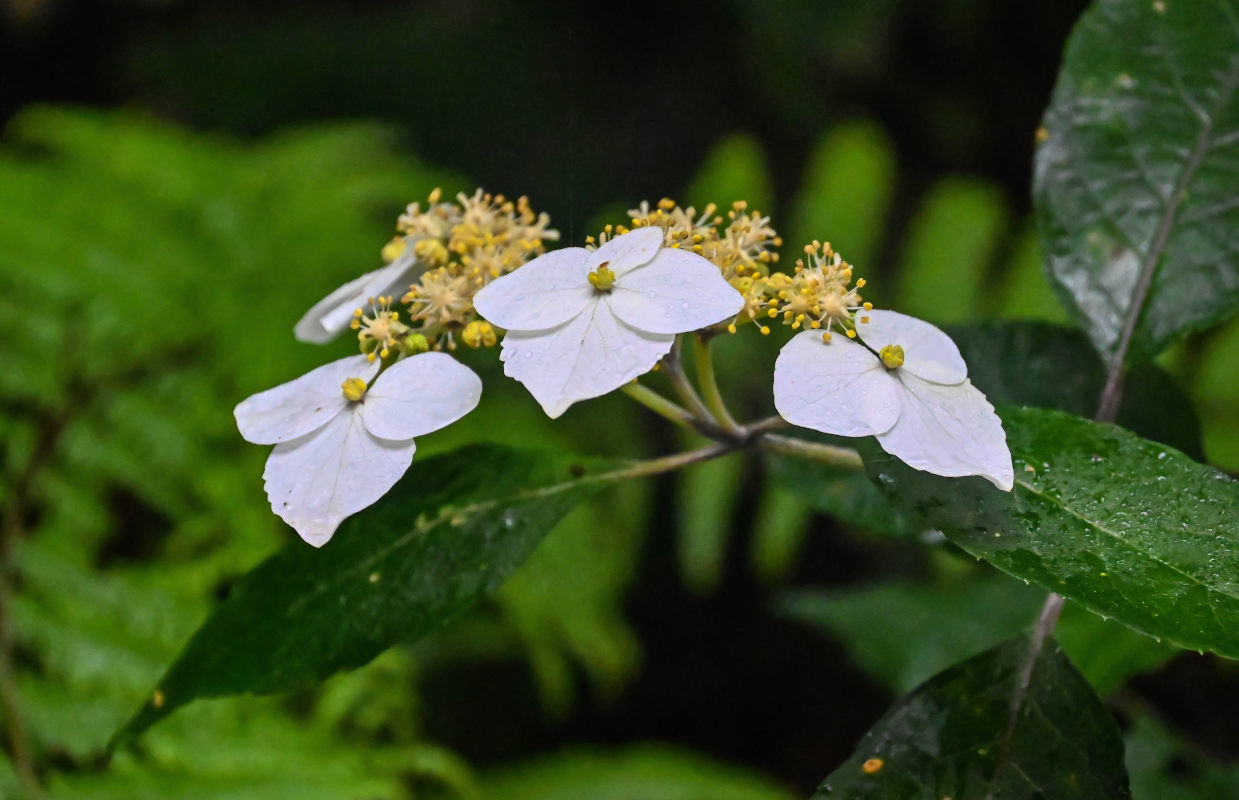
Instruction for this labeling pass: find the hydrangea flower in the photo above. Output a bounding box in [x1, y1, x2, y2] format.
[234, 352, 482, 545]
[473, 227, 743, 417]
[773, 309, 1013, 490]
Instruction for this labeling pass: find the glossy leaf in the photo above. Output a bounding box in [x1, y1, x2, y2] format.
[111, 444, 623, 748]
[814, 635, 1131, 799]
[862, 406, 1239, 659]
[1034, 0, 1239, 361]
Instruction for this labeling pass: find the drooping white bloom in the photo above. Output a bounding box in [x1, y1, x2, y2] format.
[234, 352, 482, 545]
[473, 227, 744, 417]
[773, 309, 1013, 490]
[294, 251, 423, 344]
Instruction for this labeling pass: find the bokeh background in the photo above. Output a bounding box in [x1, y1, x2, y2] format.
[4, 1, 1239, 797]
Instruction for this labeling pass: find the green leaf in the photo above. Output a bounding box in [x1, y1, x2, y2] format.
[862, 406, 1239, 659]
[766, 450, 923, 539]
[111, 444, 624, 748]
[1126, 713, 1239, 798]
[780, 569, 1179, 696]
[895, 177, 1009, 324]
[1034, 0, 1239, 361]
[683, 133, 775, 214]
[788, 120, 895, 268]
[482, 744, 796, 800]
[947, 321, 1203, 459]
[814, 635, 1131, 799]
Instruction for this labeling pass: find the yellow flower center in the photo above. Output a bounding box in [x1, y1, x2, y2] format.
[341, 377, 368, 402]
[588, 262, 616, 291]
[880, 344, 905, 369]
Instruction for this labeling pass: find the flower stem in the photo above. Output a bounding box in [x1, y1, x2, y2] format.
[662, 337, 718, 428]
[757, 433, 864, 470]
[620, 383, 697, 432]
[692, 335, 742, 437]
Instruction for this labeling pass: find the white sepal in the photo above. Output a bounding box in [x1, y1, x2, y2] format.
[361, 352, 483, 440]
[234, 355, 379, 445]
[607, 248, 744, 335]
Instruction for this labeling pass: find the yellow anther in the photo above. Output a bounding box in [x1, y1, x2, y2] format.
[767, 308, 778, 318]
[760, 325, 771, 335]
[880, 344, 905, 369]
[727, 323, 737, 334]
[856, 278, 866, 288]
[863, 302, 873, 311]
[846, 329, 857, 339]
[822, 331, 832, 342]
[341, 377, 368, 402]
[588, 262, 617, 291]
[861, 316, 870, 324]
[428, 187, 442, 204]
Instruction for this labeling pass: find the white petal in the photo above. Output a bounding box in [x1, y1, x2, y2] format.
[773, 330, 901, 437]
[607, 248, 744, 334]
[876, 374, 1014, 490]
[499, 299, 674, 418]
[235, 355, 379, 445]
[361, 352, 482, 440]
[589, 226, 665, 276]
[263, 411, 417, 547]
[473, 248, 594, 331]
[294, 258, 422, 344]
[855, 309, 968, 384]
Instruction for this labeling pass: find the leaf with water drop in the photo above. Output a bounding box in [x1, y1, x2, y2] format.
[1034, 0, 1239, 361]
[110, 444, 622, 749]
[862, 406, 1239, 659]
[813, 634, 1130, 799]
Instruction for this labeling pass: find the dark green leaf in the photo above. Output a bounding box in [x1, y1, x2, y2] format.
[765, 450, 923, 539]
[862, 406, 1239, 659]
[111, 444, 623, 749]
[948, 321, 1202, 459]
[1126, 714, 1239, 799]
[780, 570, 1179, 696]
[814, 635, 1130, 799]
[1034, 0, 1239, 360]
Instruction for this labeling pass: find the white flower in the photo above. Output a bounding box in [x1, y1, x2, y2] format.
[234, 352, 482, 545]
[773, 309, 1013, 490]
[294, 251, 423, 344]
[473, 227, 744, 417]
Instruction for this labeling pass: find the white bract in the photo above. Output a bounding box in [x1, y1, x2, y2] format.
[474, 227, 744, 417]
[294, 248, 423, 344]
[773, 309, 1013, 490]
[234, 352, 481, 546]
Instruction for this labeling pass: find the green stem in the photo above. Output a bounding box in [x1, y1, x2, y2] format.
[692, 335, 742, 436]
[662, 337, 718, 428]
[620, 383, 697, 432]
[757, 433, 864, 470]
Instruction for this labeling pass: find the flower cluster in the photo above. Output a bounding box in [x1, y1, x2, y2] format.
[764, 240, 871, 340]
[295, 188, 558, 352]
[238, 187, 1013, 548]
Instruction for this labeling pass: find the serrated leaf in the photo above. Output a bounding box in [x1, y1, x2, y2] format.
[111, 444, 625, 748]
[1034, 0, 1239, 361]
[814, 635, 1131, 799]
[862, 406, 1239, 659]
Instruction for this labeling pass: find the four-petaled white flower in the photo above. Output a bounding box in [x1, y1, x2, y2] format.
[473, 227, 743, 418]
[773, 309, 1013, 490]
[294, 251, 422, 344]
[235, 352, 482, 545]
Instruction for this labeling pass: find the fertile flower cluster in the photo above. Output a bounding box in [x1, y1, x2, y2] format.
[237, 186, 1014, 548]
[764, 241, 871, 340]
[295, 188, 558, 352]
